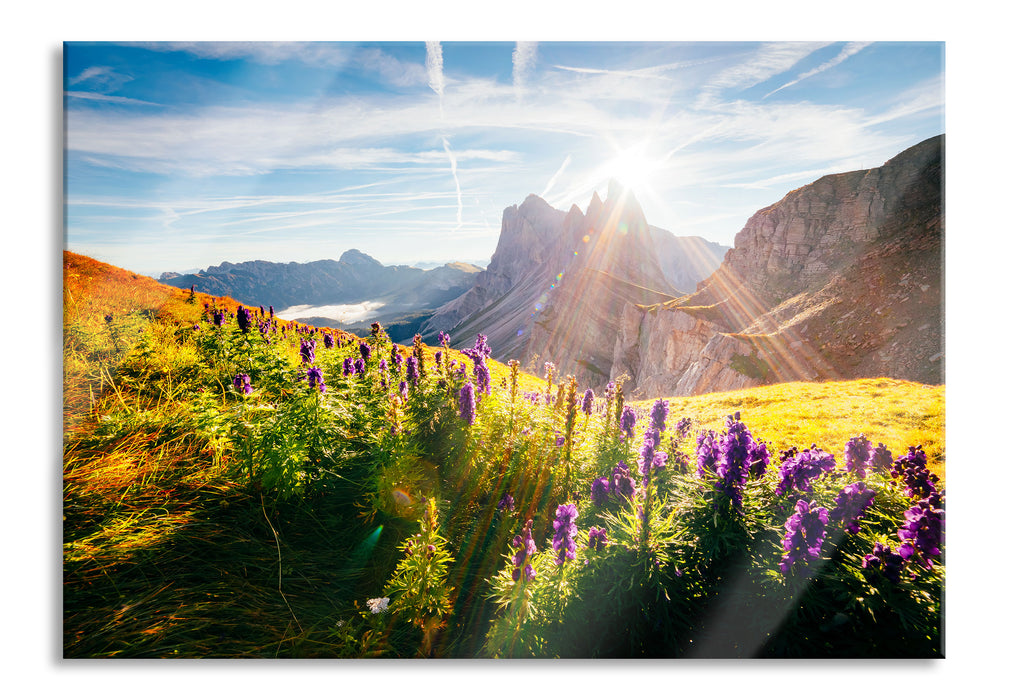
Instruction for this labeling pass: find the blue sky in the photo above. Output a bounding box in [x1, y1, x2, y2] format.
[64, 40, 943, 277]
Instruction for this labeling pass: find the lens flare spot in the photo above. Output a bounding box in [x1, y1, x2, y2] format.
[582, 235, 590, 243]
[392, 488, 413, 506]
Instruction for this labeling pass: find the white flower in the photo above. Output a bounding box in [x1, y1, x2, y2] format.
[366, 596, 390, 614]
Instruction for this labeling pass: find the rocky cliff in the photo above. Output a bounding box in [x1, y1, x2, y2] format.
[420, 183, 728, 385]
[612, 134, 944, 398]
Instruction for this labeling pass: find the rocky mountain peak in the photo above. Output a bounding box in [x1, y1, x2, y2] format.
[585, 190, 605, 222]
[338, 249, 382, 267]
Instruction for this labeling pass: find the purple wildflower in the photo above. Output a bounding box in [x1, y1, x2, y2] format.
[776, 446, 836, 495]
[649, 399, 669, 433]
[696, 430, 720, 477]
[359, 342, 371, 362]
[354, 357, 366, 374]
[498, 493, 515, 512]
[844, 434, 873, 479]
[268, 305, 274, 318]
[608, 461, 637, 502]
[406, 355, 419, 384]
[300, 338, 316, 365]
[890, 446, 939, 500]
[780, 499, 830, 575]
[390, 344, 403, 373]
[590, 476, 610, 507]
[438, 331, 451, 347]
[474, 333, 492, 358]
[749, 440, 771, 479]
[213, 309, 225, 327]
[587, 526, 608, 551]
[323, 332, 334, 349]
[581, 389, 595, 415]
[675, 417, 692, 438]
[897, 489, 945, 568]
[868, 442, 893, 473]
[306, 366, 326, 393]
[233, 373, 252, 395]
[458, 381, 476, 425]
[619, 406, 637, 439]
[473, 358, 491, 395]
[551, 504, 578, 566]
[511, 520, 537, 582]
[713, 413, 755, 511]
[236, 306, 252, 332]
[863, 542, 906, 584]
[342, 357, 355, 376]
[831, 482, 876, 534]
[638, 429, 667, 485]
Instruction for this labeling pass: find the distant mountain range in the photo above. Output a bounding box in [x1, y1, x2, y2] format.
[159, 198, 728, 345]
[159, 251, 483, 339]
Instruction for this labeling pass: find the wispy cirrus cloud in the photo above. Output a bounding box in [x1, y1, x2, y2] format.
[353, 47, 427, 88]
[696, 42, 832, 106]
[763, 42, 873, 98]
[542, 154, 571, 201]
[426, 41, 445, 100]
[130, 41, 351, 67]
[442, 137, 463, 226]
[67, 65, 135, 94]
[65, 91, 160, 106]
[512, 41, 537, 100]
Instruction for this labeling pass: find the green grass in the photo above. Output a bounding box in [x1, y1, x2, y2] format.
[62, 250, 946, 658]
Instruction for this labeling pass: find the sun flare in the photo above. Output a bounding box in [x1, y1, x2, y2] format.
[601, 142, 666, 195]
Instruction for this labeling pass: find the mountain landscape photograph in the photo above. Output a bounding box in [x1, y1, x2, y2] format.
[59, 35, 950, 672]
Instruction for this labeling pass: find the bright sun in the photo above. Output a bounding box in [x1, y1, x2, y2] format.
[602, 142, 665, 195]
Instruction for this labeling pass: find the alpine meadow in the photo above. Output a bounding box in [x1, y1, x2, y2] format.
[62, 40, 945, 660]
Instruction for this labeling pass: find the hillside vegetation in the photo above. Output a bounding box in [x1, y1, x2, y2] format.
[62, 251, 945, 658]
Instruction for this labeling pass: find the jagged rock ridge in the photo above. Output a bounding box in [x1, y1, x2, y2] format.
[420, 182, 729, 385]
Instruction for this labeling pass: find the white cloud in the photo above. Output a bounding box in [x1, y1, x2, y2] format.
[697, 42, 832, 106]
[763, 42, 872, 98]
[132, 41, 350, 67]
[353, 48, 427, 88]
[542, 154, 571, 200]
[65, 91, 160, 106]
[67, 65, 134, 92]
[512, 41, 537, 100]
[426, 41, 444, 99]
[863, 75, 944, 127]
[442, 137, 462, 226]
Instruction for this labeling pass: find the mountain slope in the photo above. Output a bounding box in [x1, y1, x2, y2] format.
[613, 134, 944, 398]
[421, 183, 727, 382]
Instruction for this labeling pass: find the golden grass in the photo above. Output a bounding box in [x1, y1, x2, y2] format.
[634, 377, 945, 481]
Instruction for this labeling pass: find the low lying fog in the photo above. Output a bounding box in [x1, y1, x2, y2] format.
[277, 301, 385, 324]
